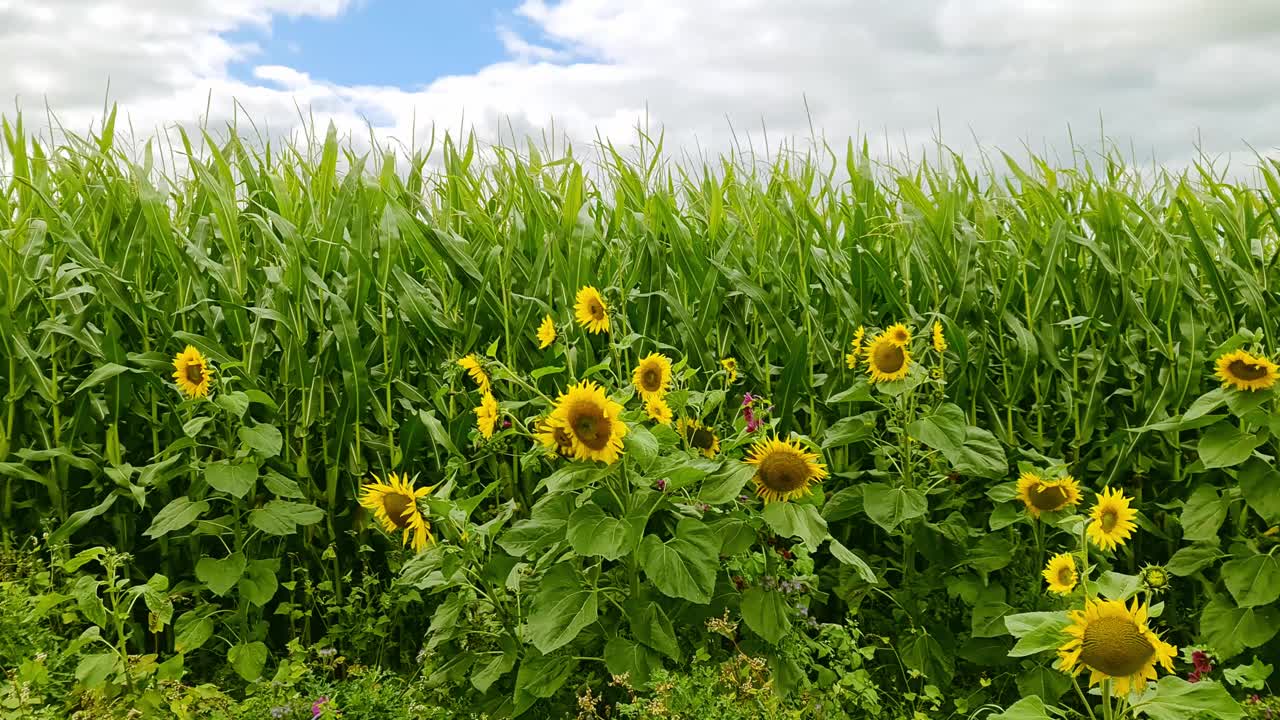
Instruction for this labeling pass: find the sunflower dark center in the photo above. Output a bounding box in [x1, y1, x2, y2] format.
[687, 427, 716, 451]
[184, 363, 205, 385]
[381, 493, 413, 529]
[1228, 359, 1267, 381]
[872, 343, 906, 373]
[892, 330, 909, 344]
[589, 301, 604, 320]
[1100, 508, 1119, 532]
[757, 452, 810, 493]
[1057, 565, 1075, 586]
[1080, 616, 1155, 678]
[569, 401, 612, 450]
[1028, 483, 1069, 511]
[553, 427, 575, 454]
[640, 368, 661, 391]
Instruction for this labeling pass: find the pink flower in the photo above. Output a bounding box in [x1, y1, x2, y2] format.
[741, 393, 754, 407]
[312, 697, 330, 718]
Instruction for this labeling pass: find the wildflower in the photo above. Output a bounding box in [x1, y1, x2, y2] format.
[721, 357, 738, 383]
[655, 478, 667, 492]
[932, 321, 947, 352]
[172, 345, 212, 398]
[312, 697, 330, 718]
[1188, 650, 1213, 683]
[845, 326, 866, 368]
[475, 392, 498, 439]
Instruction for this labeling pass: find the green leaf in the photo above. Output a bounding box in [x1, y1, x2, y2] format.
[1180, 484, 1228, 542]
[73, 362, 137, 394]
[967, 534, 1015, 573]
[827, 538, 877, 584]
[514, 649, 576, 700]
[542, 463, 611, 492]
[144, 496, 209, 538]
[988, 696, 1053, 720]
[907, 403, 967, 451]
[204, 460, 257, 499]
[1222, 657, 1272, 690]
[761, 502, 827, 551]
[1016, 665, 1070, 704]
[1129, 677, 1242, 720]
[1239, 458, 1280, 525]
[628, 601, 680, 661]
[862, 483, 927, 532]
[1197, 424, 1260, 469]
[248, 500, 324, 536]
[971, 602, 1015, 638]
[1167, 544, 1224, 576]
[1221, 553, 1280, 608]
[499, 496, 570, 557]
[604, 637, 663, 687]
[741, 587, 791, 644]
[712, 515, 758, 556]
[196, 552, 246, 597]
[526, 564, 598, 653]
[174, 608, 215, 652]
[263, 471, 306, 499]
[1200, 598, 1280, 658]
[821, 413, 876, 448]
[822, 486, 863, 522]
[567, 501, 631, 560]
[638, 518, 719, 604]
[1184, 388, 1228, 422]
[899, 631, 953, 685]
[214, 391, 250, 418]
[698, 462, 755, 505]
[1005, 611, 1070, 657]
[906, 404, 1007, 478]
[623, 424, 659, 465]
[471, 644, 516, 693]
[237, 559, 279, 606]
[238, 423, 283, 458]
[75, 653, 118, 689]
[228, 641, 268, 681]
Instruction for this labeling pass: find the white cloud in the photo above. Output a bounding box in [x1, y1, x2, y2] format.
[2, 0, 1279, 170]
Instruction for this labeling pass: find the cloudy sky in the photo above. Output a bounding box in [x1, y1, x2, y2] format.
[2, 0, 1279, 168]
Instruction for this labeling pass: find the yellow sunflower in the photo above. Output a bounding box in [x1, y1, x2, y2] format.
[457, 354, 491, 394]
[1058, 598, 1177, 697]
[537, 315, 557, 349]
[1016, 472, 1083, 518]
[1214, 349, 1278, 392]
[358, 472, 434, 551]
[886, 323, 912, 346]
[865, 332, 912, 382]
[534, 418, 576, 457]
[745, 435, 829, 503]
[845, 326, 866, 369]
[932, 321, 947, 353]
[721, 357, 738, 384]
[677, 418, 720, 458]
[547, 381, 628, 464]
[475, 392, 499, 439]
[172, 345, 212, 398]
[1087, 487, 1138, 551]
[574, 286, 610, 334]
[1042, 553, 1078, 595]
[645, 396, 673, 426]
[632, 353, 673, 401]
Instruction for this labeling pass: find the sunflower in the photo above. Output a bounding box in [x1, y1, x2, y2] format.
[885, 323, 911, 346]
[475, 392, 499, 439]
[645, 396, 673, 426]
[932, 321, 947, 353]
[721, 357, 738, 384]
[574, 286, 610, 334]
[745, 435, 829, 503]
[632, 353, 672, 401]
[677, 418, 720, 458]
[534, 418, 576, 457]
[1140, 564, 1170, 595]
[172, 345, 212, 398]
[1016, 472, 1083, 518]
[864, 332, 912, 382]
[537, 315, 557, 349]
[547, 381, 628, 464]
[358, 472, 434, 551]
[845, 326, 866, 369]
[1214, 349, 1278, 392]
[457, 354, 491, 394]
[1042, 553, 1078, 595]
[1058, 598, 1177, 697]
[1087, 487, 1138, 551]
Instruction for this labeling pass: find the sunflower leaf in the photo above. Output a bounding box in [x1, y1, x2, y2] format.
[1221, 553, 1280, 608]
[1199, 599, 1280, 659]
[526, 564, 598, 654]
[1238, 458, 1280, 525]
[637, 518, 718, 604]
[1129, 677, 1243, 719]
[741, 587, 790, 644]
[204, 460, 257, 499]
[1197, 425, 1260, 469]
[762, 502, 827, 552]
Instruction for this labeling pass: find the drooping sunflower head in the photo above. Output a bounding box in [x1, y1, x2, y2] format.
[865, 332, 912, 383]
[645, 396, 673, 426]
[457, 354, 491, 394]
[1087, 486, 1138, 551]
[172, 345, 212, 398]
[845, 326, 866, 369]
[721, 357, 738, 384]
[475, 392, 499, 439]
[632, 353, 673, 400]
[745, 435, 829, 504]
[1058, 598, 1177, 697]
[1140, 564, 1170, 595]
[1042, 553, 1078, 595]
[537, 315, 557, 349]
[358, 472, 434, 551]
[574, 286, 610, 334]
[885, 323, 912, 346]
[548, 381, 629, 464]
[534, 418, 576, 457]
[1016, 472, 1083, 518]
[932, 321, 947, 353]
[677, 418, 720, 458]
[1214, 349, 1278, 392]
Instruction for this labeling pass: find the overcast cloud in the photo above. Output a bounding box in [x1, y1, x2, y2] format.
[2, 0, 1279, 170]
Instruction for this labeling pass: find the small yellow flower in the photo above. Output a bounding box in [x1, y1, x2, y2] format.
[932, 321, 947, 353]
[1087, 487, 1138, 551]
[358, 472, 434, 551]
[172, 345, 212, 398]
[1042, 553, 1077, 595]
[721, 358, 738, 384]
[537, 315, 557, 349]
[865, 332, 911, 382]
[676, 418, 720, 458]
[645, 396, 673, 425]
[475, 392, 498, 439]
[632, 353, 673, 401]
[574, 286, 610, 334]
[885, 323, 911, 346]
[1214, 349, 1277, 392]
[845, 326, 866, 369]
[547, 381, 629, 464]
[457, 354, 491, 394]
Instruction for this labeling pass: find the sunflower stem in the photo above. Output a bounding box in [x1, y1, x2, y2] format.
[1071, 676, 1099, 720]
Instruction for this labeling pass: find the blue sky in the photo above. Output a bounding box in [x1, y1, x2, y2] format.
[229, 0, 533, 88]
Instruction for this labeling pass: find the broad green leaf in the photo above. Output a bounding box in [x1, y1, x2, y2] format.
[741, 587, 790, 644]
[1016, 665, 1070, 704]
[1183, 388, 1228, 422]
[567, 501, 631, 560]
[1222, 657, 1272, 690]
[144, 497, 209, 538]
[628, 601, 680, 660]
[1200, 598, 1280, 658]
[75, 653, 118, 688]
[204, 460, 257, 498]
[827, 538, 877, 584]
[698, 462, 755, 504]
[967, 534, 1015, 573]
[498, 493, 572, 557]
[822, 486, 863, 522]
[899, 631, 953, 685]
[604, 637, 662, 687]
[1221, 553, 1280, 608]
[526, 564, 598, 653]
[228, 641, 268, 681]
[762, 502, 827, 551]
[1129, 677, 1242, 719]
[971, 602, 1015, 638]
[1167, 544, 1224, 576]
[471, 643, 516, 693]
[514, 649, 576, 700]
[196, 552, 246, 597]
[73, 362, 137, 394]
[907, 403, 966, 452]
[1180, 485, 1228, 542]
[988, 696, 1053, 720]
[1006, 611, 1070, 657]
[263, 471, 306, 499]
[623, 424, 659, 465]
[237, 559, 279, 606]
[1238, 458, 1280, 525]
[821, 413, 876, 448]
[862, 483, 927, 532]
[174, 608, 215, 652]
[712, 514, 758, 556]
[638, 518, 719, 604]
[1197, 424, 1260, 469]
[248, 500, 324, 536]
[238, 423, 283, 458]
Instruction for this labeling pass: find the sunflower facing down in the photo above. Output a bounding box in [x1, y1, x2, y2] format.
[475, 392, 499, 439]
[885, 323, 912, 346]
[1215, 349, 1278, 392]
[574, 286, 610, 334]
[1017, 472, 1083, 518]
[845, 326, 866, 369]
[1088, 486, 1138, 551]
[633, 353, 673, 401]
[721, 357, 738, 384]
[537, 315, 557, 349]
[677, 418, 720, 458]
[865, 332, 912, 382]
[745, 435, 829, 503]
[457, 354, 491, 394]
[534, 418, 576, 457]
[1042, 553, 1078, 595]
[547, 381, 629, 464]
[172, 345, 212, 398]
[645, 396, 673, 426]
[932, 321, 947, 353]
[359, 472, 434, 551]
[1058, 598, 1177, 697]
